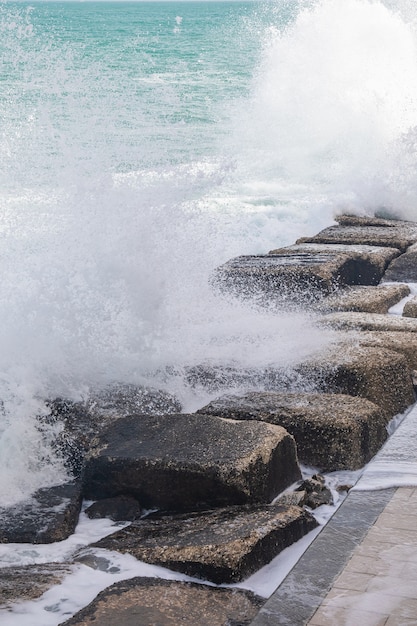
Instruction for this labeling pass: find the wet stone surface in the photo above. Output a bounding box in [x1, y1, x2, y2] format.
[316, 283, 409, 314]
[83, 413, 301, 511]
[297, 223, 417, 251]
[61, 578, 264, 626]
[0, 480, 82, 544]
[89, 503, 318, 584]
[198, 392, 387, 471]
[0, 563, 73, 607]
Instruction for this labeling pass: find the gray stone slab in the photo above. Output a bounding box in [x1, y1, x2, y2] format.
[403, 296, 417, 318]
[249, 489, 395, 626]
[321, 311, 417, 332]
[0, 563, 72, 606]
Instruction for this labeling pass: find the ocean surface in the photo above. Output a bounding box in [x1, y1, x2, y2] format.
[1, 0, 417, 621]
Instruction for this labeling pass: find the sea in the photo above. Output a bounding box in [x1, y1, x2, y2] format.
[1, 0, 417, 622]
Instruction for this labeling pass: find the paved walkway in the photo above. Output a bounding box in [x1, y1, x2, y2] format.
[250, 405, 417, 626]
[308, 487, 417, 626]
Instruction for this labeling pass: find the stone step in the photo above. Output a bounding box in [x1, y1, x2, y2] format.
[321, 311, 417, 333]
[297, 223, 417, 252]
[315, 283, 409, 314]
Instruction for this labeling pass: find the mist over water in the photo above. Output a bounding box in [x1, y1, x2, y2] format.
[1, 0, 417, 505]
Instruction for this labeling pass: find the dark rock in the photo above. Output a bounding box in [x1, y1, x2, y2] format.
[403, 296, 417, 318]
[0, 564, 72, 606]
[214, 244, 398, 304]
[90, 503, 317, 584]
[46, 384, 182, 478]
[382, 242, 417, 282]
[0, 480, 82, 543]
[83, 413, 301, 511]
[317, 283, 409, 314]
[297, 223, 417, 252]
[198, 391, 387, 471]
[61, 578, 264, 626]
[85, 495, 141, 521]
[295, 475, 333, 509]
[321, 311, 417, 333]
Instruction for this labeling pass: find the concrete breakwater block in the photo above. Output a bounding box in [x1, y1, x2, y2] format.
[297, 223, 417, 252]
[198, 392, 387, 471]
[322, 311, 417, 333]
[316, 283, 410, 314]
[0, 564, 72, 607]
[214, 244, 398, 302]
[382, 242, 417, 282]
[0, 480, 82, 544]
[334, 214, 414, 228]
[83, 413, 301, 511]
[90, 503, 317, 584]
[61, 578, 264, 626]
[296, 345, 414, 420]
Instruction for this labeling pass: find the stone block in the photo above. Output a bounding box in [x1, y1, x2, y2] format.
[83, 413, 301, 511]
[0, 564, 72, 606]
[198, 392, 387, 471]
[382, 243, 417, 282]
[352, 331, 417, 370]
[214, 244, 398, 303]
[321, 311, 417, 333]
[90, 503, 317, 583]
[0, 480, 82, 544]
[403, 297, 417, 318]
[61, 578, 264, 626]
[296, 345, 414, 420]
[297, 223, 417, 252]
[317, 284, 409, 314]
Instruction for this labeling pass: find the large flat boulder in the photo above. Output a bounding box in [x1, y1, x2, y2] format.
[61, 578, 264, 626]
[321, 311, 417, 333]
[0, 480, 82, 544]
[198, 392, 387, 471]
[297, 223, 417, 252]
[89, 503, 317, 584]
[316, 283, 409, 314]
[296, 345, 414, 420]
[382, 242, 417, 282]
[0, 564, 72, 606]
[83, 413, 301, 511]
[334, 215, 414, 228]
[214, 244, 398, 302]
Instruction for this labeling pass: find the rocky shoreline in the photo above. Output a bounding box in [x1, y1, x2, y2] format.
[2, 214, 417, 625]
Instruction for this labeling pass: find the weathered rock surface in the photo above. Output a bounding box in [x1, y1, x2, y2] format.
[90, 503, 317, 583]
[198, 392, 387, 471]
[85, 495, 141, 522]
[47, 384, 182, 478]
[382, 242, 417, 282]
[61, 578, 264, 626]
[296, 345, 414, 420]
[317, 283, 409, 314]
[351, 330, 417, 371]
[0, 564, 72, 606]
[321, 311, 417, 333]
[297, 223, 417, 252]
[294, 475, 334, 509]
[83, 413, 301, 511]
[0, 480, 82, 544]
[403, 296, 417, 318]
[214, 244, 398, 303]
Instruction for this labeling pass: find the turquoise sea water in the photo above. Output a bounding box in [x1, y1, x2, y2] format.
[1, 0, 417, 525]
